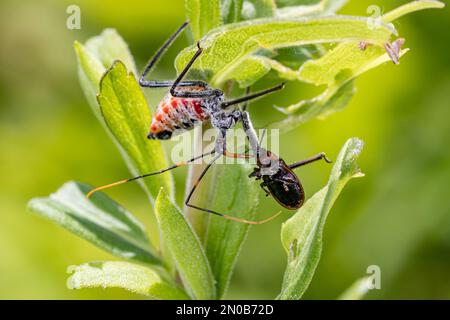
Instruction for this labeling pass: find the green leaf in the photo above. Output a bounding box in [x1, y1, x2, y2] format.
[185, 0, 223, 41]
[155, 188, 216, 300]
[271, 42, 408, 131]
[28, 181, 160, 264]
[241, 0, 276, 20]
[74, 41, 107, 120]
[221, 0, 244, 24]
[299, 44, 403, 86]
[273, 44, 325, 70]
[271, 80, 356, 131]
[175, 16, 396, 88]
[84, 29, 137, 74]
[226, 56, 272, 87]
[276, 0, 319, 7]
[98, 60, 174, 201]
[276, 0, 348, 18]
[74, 29, 137, 120]
[67, 261, 188, 299]
[204, 163, 260, 298]
[261, 56, 303, 81]
[338, 276, 371, 300]
[382, 0, 445, 23]
[278, 138, 364, 300]
[75, 31, 173, 201]
[251, 1, 442, 129]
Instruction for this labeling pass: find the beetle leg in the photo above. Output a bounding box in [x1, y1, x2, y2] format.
[260, 182, 271, 197]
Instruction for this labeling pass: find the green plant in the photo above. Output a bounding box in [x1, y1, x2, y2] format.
[28, 0, 443, 300]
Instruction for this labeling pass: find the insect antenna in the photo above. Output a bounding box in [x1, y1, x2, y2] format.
[86, 150, 215, 198]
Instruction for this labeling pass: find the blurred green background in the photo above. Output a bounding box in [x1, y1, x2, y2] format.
[0, 0, 449, 299]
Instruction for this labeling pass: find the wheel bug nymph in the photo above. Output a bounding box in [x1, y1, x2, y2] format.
[139, 20, 284, 149]
[87, 21, 286, 224]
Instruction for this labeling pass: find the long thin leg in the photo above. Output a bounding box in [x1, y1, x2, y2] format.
[86, 149, 216, 198]
[289, 152, 332, 170]
[140, 20, 192, 87]
[242, 87, 251, 111]
[221, 83, 285, 109]
[185, 155, 281, 225]
[240, 111, 260, 157]
[241, 89, 266, 158]
[140, 80, 209, 88]
[170, 43, 222, 98]
[216, 127, 253, 159]
[86, 143, 252, 198]
[139, 21, 208, 89]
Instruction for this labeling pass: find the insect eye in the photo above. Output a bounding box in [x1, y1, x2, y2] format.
[157, 130, 172, 140]
[147, 130, 172, 140]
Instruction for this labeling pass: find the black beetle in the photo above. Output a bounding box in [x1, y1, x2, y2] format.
[241, 112, 331, 211]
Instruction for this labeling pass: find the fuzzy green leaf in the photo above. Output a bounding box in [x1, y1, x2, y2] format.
[74, 41, 107, 120]
[28, 182, 160, 264]
[221, 0, 244, 23]
[74, 31, 173, 201]
[338, 276, 371, 300]
[276, 0, 348, 18]
[242, 0, 276, 20]
[271, 80, 356, 131]
[185, 0, 223, 41]
[271, 1, 444, 130]
[276, 0, 319, 6]
[278, 138, 364, 300]
[227, 56, 272, 87]
[273, 44, 325, 70]
[382, 0, 445, 23]
[175, 16, 396, 88]
[97, 60, 173, 201]
[74, 29, 136, 120]
[261, 56, 303, 81]
[299, 43, 404, 86]
[84, 29, 137, 75]
[155, 188, 216, 300]
[204, 163, 260, 298]
[271, 43, 408, 131]
[67, 261, 188, 299]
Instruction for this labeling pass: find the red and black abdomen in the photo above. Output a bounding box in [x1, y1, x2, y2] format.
[148, 93, 210, 140]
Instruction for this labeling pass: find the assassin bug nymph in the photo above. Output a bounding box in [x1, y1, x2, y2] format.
[87, 21, 330, 224]
[87, 108, 331, 224]
[139, 20, 284, 154]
